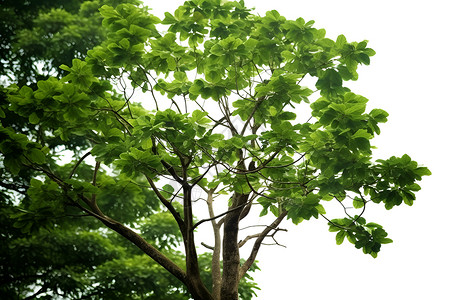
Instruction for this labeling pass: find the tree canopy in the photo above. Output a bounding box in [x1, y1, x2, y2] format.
[0, 0, 430, 299]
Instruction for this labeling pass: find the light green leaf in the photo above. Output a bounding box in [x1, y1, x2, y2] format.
[192, 110, 209, 122]
[269, 106, 277, 116]
[167, 56, 177, 70]
[336, 231, 345, 245]
[336, 34, 347, 48]
[230, 136, 244, 148]
[142, 138, 153, 150]
[352, 129, 372, 140]
[353, 197, 365, 209]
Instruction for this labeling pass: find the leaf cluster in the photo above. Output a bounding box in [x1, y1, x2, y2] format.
[329, 217, 393, 258]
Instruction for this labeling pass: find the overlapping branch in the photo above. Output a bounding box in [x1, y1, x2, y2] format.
[239, 210, 288, 279]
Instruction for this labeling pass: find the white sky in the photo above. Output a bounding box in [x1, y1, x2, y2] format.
[142, 0, 449, 298]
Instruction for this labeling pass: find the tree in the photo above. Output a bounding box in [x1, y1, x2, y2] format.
[0, 0, 431, 299]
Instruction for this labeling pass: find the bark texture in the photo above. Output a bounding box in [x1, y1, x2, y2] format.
[220, 192, 249, 300]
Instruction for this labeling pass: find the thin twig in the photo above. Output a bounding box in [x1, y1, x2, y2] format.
[68, 151, 91, 179]
[191, 200, 252, 231]
[90, 161, 101, 203]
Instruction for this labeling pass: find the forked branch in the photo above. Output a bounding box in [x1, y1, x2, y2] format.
[239, 210, 288, 279]
[238, 226, 287, 248]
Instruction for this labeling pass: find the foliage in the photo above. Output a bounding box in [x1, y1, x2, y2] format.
[0, 0, 430, 299]
[0, 0, 141, 86]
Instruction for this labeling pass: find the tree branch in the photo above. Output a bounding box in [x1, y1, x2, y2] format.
[144, 174, 185, 230]
[238, 226, 287, 248]
[70, 194, 189, 286]
[205, 188, 222, 299]
[241, 192, 258, 216]
[238, 233, 261, 248]
[190, 161, 217, 187]
[99, 211, 188, 285]
[240, 97, 264, 135]
[68, 151, 91, 179]
[192, 199, 252, 231]
[23, 284, 48, 300]
[239, 210, 288, 280]
[218, 96, 238, 135]
[201, 242, 214, 250]
[144, 69, 182, 113]
[90, 161, 101, 204]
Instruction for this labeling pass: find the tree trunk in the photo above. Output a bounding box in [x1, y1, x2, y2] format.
[206, 189, 222, 300]
[220, 192, 249, 300]
[183, 184, 215, 300]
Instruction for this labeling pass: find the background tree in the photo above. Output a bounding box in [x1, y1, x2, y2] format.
[1, 0, 96, 85]
[0, 0, 430, 300]
[0, 0, 144, 86]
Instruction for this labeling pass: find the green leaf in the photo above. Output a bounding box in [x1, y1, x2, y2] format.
[59, 64, 71, 72]
[402, 190, 415, 206]
[259, 207, 268, 217]
[27, 148, 46, 164]
[230, 136, 244, 148]
[192, 110, 209, 122]
[161, 184, 175, 198]
[316, 69, 343, 92]
[167, 56, 177, 70]
[336, 34, 347, 48]
[141, 138, 153, 150]
[268, 106, 277, 116]
[338, 65, 355, 81]
[118, 38, 130, 50]
[319, 109, 337, 125]
[345, 103, 366, 115]
[353, 197, 365, 209]
[370, 109, 389, 122]
[281, 50, 295, 60]
[346, 233, 357, 244]
[352, 129, 372, 140]
[279, 111, 297, 120]
[316, 204, 326, 214]
[356, 41, 368, 50]
[336, 231, 345, 245]
[358, 53, 370, 65]
[380, 238, 393, 244]
[29, 112, 40, 124]
[352, 137, 371, 152]
[414, 167, 431, 176]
